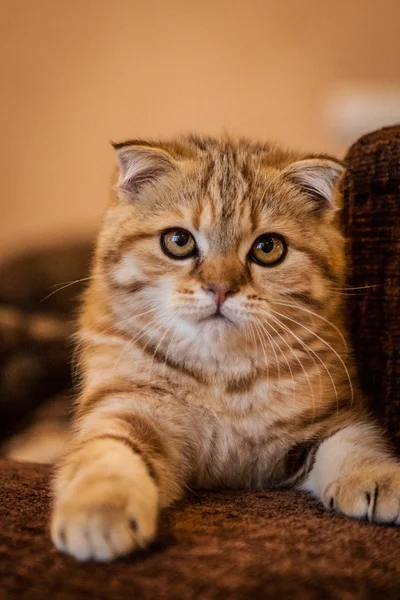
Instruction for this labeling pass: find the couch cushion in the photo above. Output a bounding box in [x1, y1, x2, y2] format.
[342, 125, 400, 450]
[1, 458, 400, 600]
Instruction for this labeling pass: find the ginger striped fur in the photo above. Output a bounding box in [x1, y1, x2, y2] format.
[51, 135, 400, 561]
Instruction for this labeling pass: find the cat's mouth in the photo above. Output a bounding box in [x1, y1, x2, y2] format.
[201, 308, 234, 325]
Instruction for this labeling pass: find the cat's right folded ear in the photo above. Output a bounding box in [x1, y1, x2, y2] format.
[112, 141, 178, 201]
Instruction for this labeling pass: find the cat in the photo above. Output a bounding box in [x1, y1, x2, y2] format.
[51, 135, 400, 562]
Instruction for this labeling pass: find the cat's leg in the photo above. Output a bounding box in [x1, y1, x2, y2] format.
[301, 421, 400, 524]
[51, 392, 192, 561]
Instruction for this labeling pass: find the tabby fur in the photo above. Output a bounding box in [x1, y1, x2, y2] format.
[51, 136, 400, 562]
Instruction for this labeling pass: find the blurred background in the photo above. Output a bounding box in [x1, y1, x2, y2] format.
[1, 0, 400, 461]
[2, 0, 400, 258]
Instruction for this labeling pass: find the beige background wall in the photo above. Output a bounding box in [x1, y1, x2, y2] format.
[2, 0, 400, 258]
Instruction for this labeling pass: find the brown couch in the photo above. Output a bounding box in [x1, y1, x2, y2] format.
[1, 126, 400, 600]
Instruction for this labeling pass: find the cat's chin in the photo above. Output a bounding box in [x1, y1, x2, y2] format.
[195, 316, 245, 349]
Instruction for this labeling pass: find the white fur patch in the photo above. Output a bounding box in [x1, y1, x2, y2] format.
[301, 422, 388, 499]
[111, 252, 144, 286]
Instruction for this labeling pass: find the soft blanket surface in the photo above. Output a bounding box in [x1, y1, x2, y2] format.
[1, 459, 400, 600]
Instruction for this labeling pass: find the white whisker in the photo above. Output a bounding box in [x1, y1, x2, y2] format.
[269, 308, 353, 408]
[256, 314, 313, 412]
[41, 277, 94, 302]
[330, 284, 382, 291]
[269, 300, 348, 353]
[146, 319, 175, 384]
[266, 310, 339, 414]
[253, 316, 296, 405]
[110, 311, 168, 379]
[251, 318, 271, 395]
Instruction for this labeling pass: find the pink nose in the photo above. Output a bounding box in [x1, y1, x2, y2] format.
[203, 284, 238, 307]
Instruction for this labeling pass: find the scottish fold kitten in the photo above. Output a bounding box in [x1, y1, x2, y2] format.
[51, 136, 400, 561]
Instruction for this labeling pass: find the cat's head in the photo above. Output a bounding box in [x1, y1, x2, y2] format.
[94, 136, 344, 371]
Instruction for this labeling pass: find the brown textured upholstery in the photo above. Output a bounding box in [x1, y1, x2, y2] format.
[1, 458, 400, 600]
[342, 125, 400, 451]
[2, 126, 400, 599]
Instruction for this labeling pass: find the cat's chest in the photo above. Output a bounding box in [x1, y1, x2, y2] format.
[189, 382, 295, 489]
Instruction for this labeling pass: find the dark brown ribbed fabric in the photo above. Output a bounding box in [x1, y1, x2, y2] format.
[1, 458, 400, 600]
[341, 125, 400, 451]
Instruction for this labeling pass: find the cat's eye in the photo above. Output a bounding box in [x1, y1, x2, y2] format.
[249, 234, 287, 266]
[161, 228, 197, 259]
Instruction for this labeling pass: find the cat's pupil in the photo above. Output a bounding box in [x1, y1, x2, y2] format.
[173, 232, 189, 247]
[257, 238, 274, 254]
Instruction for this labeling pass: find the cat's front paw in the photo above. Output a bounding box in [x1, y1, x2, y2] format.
[324, 464, 400, 525]
[51, 475, 158, 561]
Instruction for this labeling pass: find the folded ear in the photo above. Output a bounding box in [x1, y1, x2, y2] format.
[281, 157, 344, 213]
[113, 141, 177, 200]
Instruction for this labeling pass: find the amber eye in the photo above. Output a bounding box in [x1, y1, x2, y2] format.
[161, 228, 197, 259]
[249, 234, 287, 266]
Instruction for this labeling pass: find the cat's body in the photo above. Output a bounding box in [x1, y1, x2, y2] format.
[51, 136, 400, 562]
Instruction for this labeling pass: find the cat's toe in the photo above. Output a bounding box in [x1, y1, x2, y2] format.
[324, 465, 400, 525]
[324, 478, 372, 520]
[369, 477, 400, 524]
[52, 505, 137, 561]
